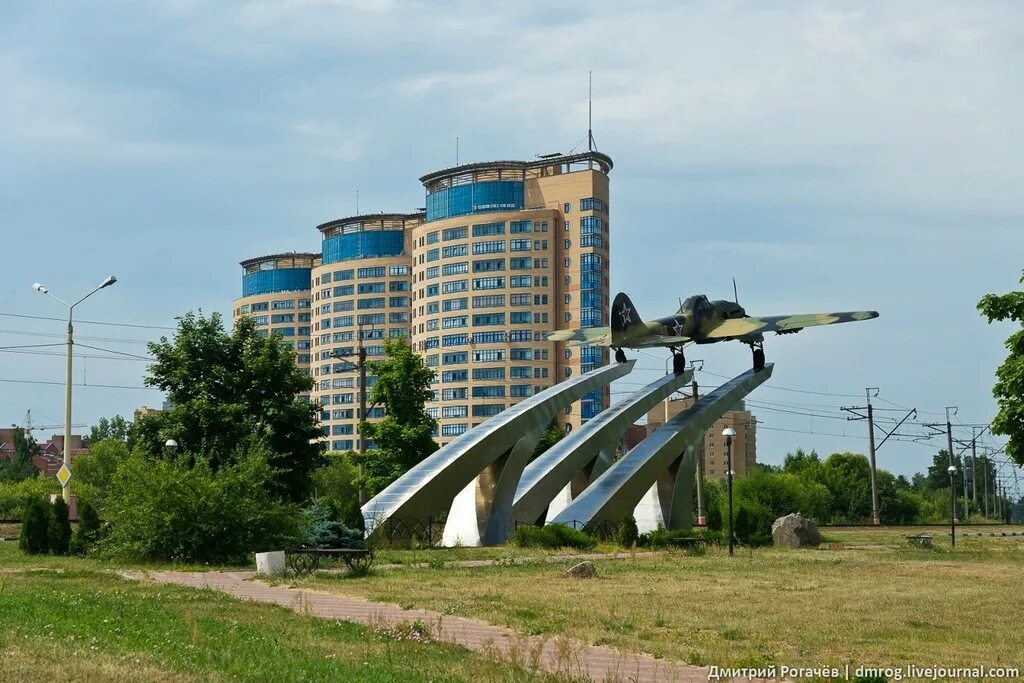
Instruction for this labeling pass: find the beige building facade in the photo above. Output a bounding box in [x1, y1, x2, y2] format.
[233, 253, 318, 386]
[233, 151, 612, 449]
[645, 396, 757, 478]
[414, 152, 612, 444]
[309, 213, 421, 451]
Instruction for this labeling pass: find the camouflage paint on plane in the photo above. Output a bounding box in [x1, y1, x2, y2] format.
[549, 292, 878, 349]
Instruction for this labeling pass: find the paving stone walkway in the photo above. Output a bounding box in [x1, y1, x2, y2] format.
[149, 569, 709, 682]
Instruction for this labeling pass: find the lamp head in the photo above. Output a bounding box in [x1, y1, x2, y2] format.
[32, 282, 48, 294]
[722, 427, 737, 438]
[947, 465, 957, 475]
[100, 275, 117, 289]
[165, 439, 179, 453]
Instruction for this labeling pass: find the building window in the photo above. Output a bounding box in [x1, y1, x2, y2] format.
[443, 226, 469, 241]
[443, 244, 469, 258]
[564, 258, 571, 268]
[564, 202, 571, 213]
[564, 221, 570, 232]
[472, 222, 505, 237]
[565, 367, 572, 377]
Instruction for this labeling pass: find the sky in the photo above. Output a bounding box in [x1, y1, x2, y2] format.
[1, 1, 1021, 483]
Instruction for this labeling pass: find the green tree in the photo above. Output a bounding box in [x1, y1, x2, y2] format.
[311, 453, 362, 529]
[19, 498, 50, 554]
[89, 415, 131, 446]
[782, 448, 821, 476]
[104, 443, 302, 563]
[356, 337, 437, 496]
[532, 422, 567, 460]
[978, 271, 1024, 465]
[72, 438, 131, 511]
[133, 312, 322, 500]
[925, 450, 964, 491]
[48, 497, 72, 555]
[70, 500, 102, 555]
[0, 429, 39, 482]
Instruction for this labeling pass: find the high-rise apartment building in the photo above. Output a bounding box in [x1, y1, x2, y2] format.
[413, 152, 613, 443]
[309, 213, 422, 452]
[233, 150, 612, 449]
[233, 253, 318, 378]
[644, 396, 757, 477]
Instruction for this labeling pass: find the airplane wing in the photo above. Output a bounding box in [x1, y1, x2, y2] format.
[547, 328, 692, 348]
[547, 327, 613, 345]
[704, 311, 879, 340]
[628, 334, 692, 348]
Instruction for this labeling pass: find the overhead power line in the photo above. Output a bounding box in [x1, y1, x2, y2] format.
[0, 311, 175, 331]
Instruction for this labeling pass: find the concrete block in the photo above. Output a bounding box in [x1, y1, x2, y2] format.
[255, 550, 286, 576]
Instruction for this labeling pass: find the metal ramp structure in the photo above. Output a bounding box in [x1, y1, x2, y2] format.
[512, 368, 694, 527]
[361, 361, 635, 545]
[549, 365, 774, 529]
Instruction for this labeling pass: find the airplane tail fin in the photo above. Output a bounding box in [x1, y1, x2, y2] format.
[610, 292, 643, 345]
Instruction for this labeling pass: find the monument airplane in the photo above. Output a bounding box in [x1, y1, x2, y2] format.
[549, 288, 879, 373]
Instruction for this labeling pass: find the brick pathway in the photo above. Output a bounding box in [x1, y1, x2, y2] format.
[149, 570, 709, 682]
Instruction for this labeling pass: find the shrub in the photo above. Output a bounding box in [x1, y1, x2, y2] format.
[0, 478, 60, 520]
[103, 444, 303, 564]
[70, 500, 102, 555]
[48, 497, 73, 555]
[729, 499, 774, 547]
[637, 526, 720, 549]
[72, 438, 131, 512]
[511, 523, 597, 551]
[19, 497, 50, 554]
[302, 497, 363, 549]
[702, 478, 725, 531]
[616, 513, 639, 548]
[310, 453, 363, 530]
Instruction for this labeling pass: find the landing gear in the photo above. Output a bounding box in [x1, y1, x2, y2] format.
[671, 347, 686, 375]
[751, 342, 766, 371]
[614, 348, 627, 364]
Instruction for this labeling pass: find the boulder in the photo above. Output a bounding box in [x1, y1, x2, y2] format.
[771, 513, 821, 548]
[564, 560, 597, 579]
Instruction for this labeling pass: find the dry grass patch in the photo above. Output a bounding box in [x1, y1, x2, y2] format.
[307, 531, 1024, 670]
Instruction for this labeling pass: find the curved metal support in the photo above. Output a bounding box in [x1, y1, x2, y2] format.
[513, 369, 694, 526]
[634, 446, 696, 532]
[362, 360, 635, 538]
[551, 364, 774, 528]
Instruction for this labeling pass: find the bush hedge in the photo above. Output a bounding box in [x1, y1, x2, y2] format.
[0, 478, 60, 520]
[511, 523, 597, 550]
[19, 498, 50, 554]
[103, 446, 303, 564]
[48, 497, 72, 555]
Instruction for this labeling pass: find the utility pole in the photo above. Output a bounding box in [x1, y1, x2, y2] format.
[971, 428, 978, 508]
[693, 375, 706, 526]
[983, 453, 990, 518]
[842, 389, 915, 525]
[946, 406, 959, 523]
[332, 325, 369, 505]
[865, 389, 879, 525]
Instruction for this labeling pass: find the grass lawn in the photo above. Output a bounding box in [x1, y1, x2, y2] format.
[304, 526, 1024, 671]
[0, 544, 557, 682]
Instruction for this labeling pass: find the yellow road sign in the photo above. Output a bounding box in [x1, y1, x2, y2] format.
[56, 464, 72, 487]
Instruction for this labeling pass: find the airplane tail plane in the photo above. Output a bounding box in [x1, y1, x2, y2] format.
[610, 292, 643, 346]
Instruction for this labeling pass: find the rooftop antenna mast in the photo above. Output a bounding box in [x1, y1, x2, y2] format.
[356, 189, 359, 214]
[456, 136, 460, 165]
[588, 70, 595, 151]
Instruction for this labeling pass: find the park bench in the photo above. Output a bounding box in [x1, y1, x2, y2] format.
[287, 544, 374, 576]
[906, 534, 933, 549]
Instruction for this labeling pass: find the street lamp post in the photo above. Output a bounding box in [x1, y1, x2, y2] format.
[32, 276, 117, 504]
[723, 426, 736, 556]
[948, 465, 957, 549]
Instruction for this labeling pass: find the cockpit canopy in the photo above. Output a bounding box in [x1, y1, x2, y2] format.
[678, 294, 745, 319]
